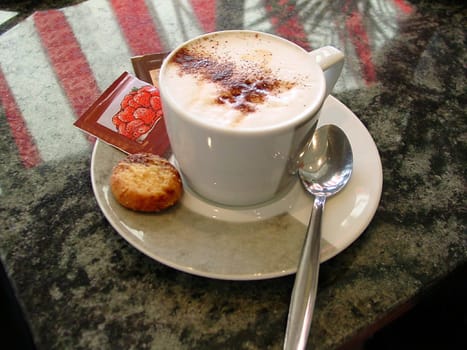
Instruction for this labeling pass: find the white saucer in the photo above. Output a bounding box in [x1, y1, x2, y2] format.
[91, 96, 382, 280]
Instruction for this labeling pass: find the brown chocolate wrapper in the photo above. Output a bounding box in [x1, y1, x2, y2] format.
[131, 52, 169, 86]
[74, 69, 169, 156]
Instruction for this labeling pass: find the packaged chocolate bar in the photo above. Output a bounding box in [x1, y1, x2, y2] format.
[131, 52, 168, 86]
[74, 70, 169, 155]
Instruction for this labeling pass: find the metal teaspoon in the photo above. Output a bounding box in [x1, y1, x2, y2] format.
[284, 124, 353, 350]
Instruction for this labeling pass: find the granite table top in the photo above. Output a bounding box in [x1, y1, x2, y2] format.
[0, 0, 465, 349]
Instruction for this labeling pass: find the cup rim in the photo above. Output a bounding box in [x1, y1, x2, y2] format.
[159, 30, 326, 135]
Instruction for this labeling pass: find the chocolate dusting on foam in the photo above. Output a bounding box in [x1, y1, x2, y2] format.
[171, 45, 295, 119]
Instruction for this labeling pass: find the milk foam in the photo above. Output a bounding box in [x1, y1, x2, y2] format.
[162, 32, 321, 129]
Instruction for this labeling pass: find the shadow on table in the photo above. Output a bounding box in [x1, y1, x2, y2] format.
[0, 260, 36, 350]
[363, 263, 467, 350]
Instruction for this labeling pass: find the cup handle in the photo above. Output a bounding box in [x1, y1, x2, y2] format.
[309, 46, 345, 97]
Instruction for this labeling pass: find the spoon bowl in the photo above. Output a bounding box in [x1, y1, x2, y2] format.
[299, 125, 353, 197]
[284, 124, 353, 350]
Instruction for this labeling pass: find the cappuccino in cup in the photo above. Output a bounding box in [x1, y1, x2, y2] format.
[159, 30, 344, 206]
[162, 31, 321, 130]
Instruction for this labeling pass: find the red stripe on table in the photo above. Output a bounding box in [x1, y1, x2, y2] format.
[33, 10, 101, 119]
[110, 0, 164, 56]
[0, 68, 42, 168]
[190, 0, 217, 33]
[265, 0, 311, 51]
[392, 0, 415, 15]
[345, 9, 376, 84]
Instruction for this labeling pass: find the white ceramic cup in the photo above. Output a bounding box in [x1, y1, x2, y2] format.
[159, 30, 344, 206]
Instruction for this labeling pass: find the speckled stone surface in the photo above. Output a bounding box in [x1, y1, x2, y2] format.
[0, 1, 466, 349]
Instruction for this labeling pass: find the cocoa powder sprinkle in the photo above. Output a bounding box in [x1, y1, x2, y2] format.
[171, 46, 294, 114]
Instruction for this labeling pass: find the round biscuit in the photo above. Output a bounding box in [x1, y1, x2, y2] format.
[110, 153, 183, 212]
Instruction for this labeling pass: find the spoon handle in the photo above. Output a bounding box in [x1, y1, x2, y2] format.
[284, 195, 325, 350]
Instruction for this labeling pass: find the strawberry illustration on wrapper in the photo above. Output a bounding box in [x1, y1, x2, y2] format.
[74, 72, 170, 156]
[112, 85, 163, 142]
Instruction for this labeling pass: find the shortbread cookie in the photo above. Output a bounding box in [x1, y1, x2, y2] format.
[110, 153, 183, 212]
